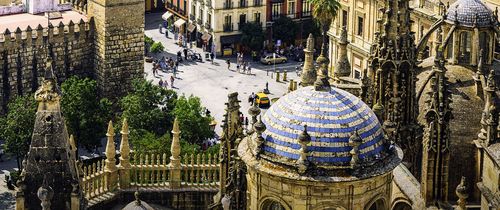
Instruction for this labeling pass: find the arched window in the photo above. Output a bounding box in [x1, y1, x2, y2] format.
[367, 198, 386, 210]
[262, 199, 286, 210]
[392, 202, 412, 210]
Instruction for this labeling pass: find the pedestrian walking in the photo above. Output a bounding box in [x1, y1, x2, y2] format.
[249, 92, 255, 105]
[244, 117, 249, 128]
[159, 78, 164, 87]
[227, 59, 231, 70]
[239, 113, 244, 123]
[164, 80, 168, 89]
[183, 48, 188, 60]
[152, 65, 157, 76]
[242, 62, 247, 73]
[170, 75, 175, 88]
[210, 52, 214, 64]
[159, 23, 162, 33]
[247, 62, 251, 74]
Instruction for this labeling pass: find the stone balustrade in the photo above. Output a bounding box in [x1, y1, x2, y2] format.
[82, 160, 107, 200]
[79, 118, 220, 205]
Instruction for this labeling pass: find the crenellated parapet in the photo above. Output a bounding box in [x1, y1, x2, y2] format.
[0, 18, 94, 114]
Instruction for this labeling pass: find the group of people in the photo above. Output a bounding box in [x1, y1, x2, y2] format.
[152, 56, 179, 77]
[225, 52, 252, 74]
[158, 75, 175, 89]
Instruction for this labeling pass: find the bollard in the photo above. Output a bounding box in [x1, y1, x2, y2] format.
[288, 79, 294, 92]
[276, 72, 280, 82]
[283, 71, 287, 81]
[293, 81, 298, 91]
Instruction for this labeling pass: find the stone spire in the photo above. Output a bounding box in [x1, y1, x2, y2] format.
[247, 101, 261, 135]
[480, 69, 499, 146]
[118, 118, 131, 189]
[17, 57, 81, 210]
[334, 26, 351, 78]
[314, 45, 332, 92]
[253, 116, 266, 157]
[368, 0, 420, 174]
[301, 34, 317, 87]
[421, 27, 452, 206]
[455, 176, 468, 210]
[297, 125, 311, 174]
[104, 120, 118, 191]
[105, 121, 117, 172]
[171, 117, 181, 165]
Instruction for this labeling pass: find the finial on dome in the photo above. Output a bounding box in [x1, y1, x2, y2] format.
[455, 176, 468, 210]
[301, 33, 317, 87]
[314, 44, 331, 92]
[253, 115, 266, 157]
[297, 125, 311, 174]
[134, 191, 142, 206]
[349, 131, 362, 168]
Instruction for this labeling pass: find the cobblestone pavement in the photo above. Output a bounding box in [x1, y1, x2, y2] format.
[145, 12, 301, 135]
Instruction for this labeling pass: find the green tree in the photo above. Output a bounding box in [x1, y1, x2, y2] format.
[173, 95, 214, 145]
[0, 94, 37, 170]
[301, 19, 322, 40]
[240, 22, 265, 51]
[307, 0, 340, 55]
[272, 16, 298, 45]
[61, 77, 113, 152]
[130, 130, 171, 155]
[120, 79, 178, 136]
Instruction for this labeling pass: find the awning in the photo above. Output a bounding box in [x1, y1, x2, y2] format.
[220, 34, 242, 45]
[201, 32, 212, 41]
[162, 12, 173, 21]
[174, 19, 186, 27]
[187, 23, 196, 32]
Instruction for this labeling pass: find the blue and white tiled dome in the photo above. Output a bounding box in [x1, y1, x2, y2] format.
[446, 0, 496, 27]
[261, 86, 386, 168]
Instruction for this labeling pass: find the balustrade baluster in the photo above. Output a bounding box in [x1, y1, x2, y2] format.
[201, 154, 206, 185]
[196, 154, 201, 185]
[190, 154, 195, 185]
[162, 153, 167, 186]
[207, 154, 213, 184]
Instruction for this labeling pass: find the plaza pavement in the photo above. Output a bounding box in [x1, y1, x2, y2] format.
[145, 12, 302, 134]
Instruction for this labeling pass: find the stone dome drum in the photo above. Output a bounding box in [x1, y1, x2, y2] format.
[261, 86, 386, 169]
[446, 0, 496, 27]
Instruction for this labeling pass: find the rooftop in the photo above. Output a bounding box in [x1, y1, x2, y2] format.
[0, 10, 86, 32]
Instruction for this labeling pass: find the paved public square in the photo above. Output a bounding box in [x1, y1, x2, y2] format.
[144, 12, 302, 134]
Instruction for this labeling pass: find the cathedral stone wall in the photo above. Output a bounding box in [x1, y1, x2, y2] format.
[87, 0, 145, 100]
[245, 167, 393, 210]
[0, 20, 94, 113]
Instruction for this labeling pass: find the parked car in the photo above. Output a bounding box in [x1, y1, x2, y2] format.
[255, 92, 270, 108]
[260, 54, 287, 65]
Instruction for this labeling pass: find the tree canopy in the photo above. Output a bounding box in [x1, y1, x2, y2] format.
[240, 22, 266, 51]
[272, 16, 298, 45]
[120, 79, 178, 137]
[61, 77, 113, 152]
[173, 95, 215, 145]
[0, 94, 37, 170]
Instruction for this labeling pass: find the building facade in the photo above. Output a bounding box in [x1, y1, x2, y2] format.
[164, 0, 189, 45]
[266, 0, 313, 46]
[189, 0, 267, 56]
[327, 0, 379, 79]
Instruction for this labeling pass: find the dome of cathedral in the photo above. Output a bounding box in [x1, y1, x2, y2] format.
[261, 86, 387, 169]
[445, 0, 496, 27]
[122, 192, 156, 210]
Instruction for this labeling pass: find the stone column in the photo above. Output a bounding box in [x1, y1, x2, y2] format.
[104, 121, 118, 191]
[169, 117, 182, 189]
[452, 30, 460, 64]
[118, 119, 131, 189]
[471, 28, 479, 66]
